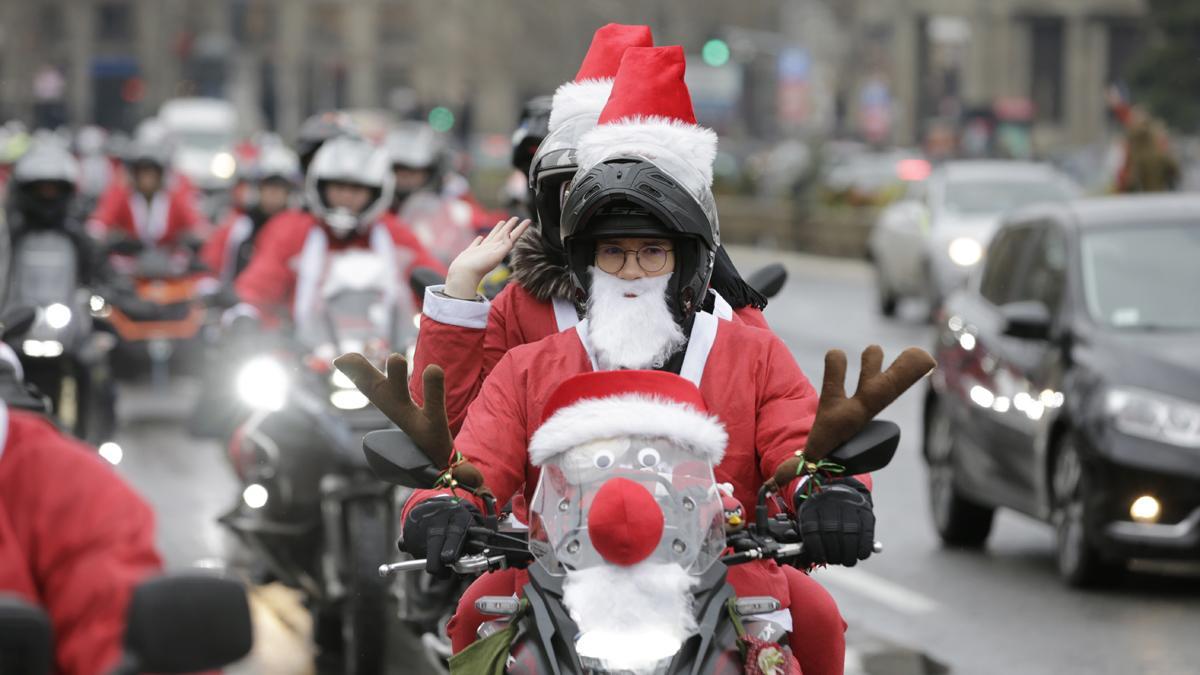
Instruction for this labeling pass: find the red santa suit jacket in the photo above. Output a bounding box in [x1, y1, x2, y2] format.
[402, 312, 816, 600]
[86, 181, 207, 247]
[234, 209, 446, 321]
[0, 405, 162, 675]
[201, 210, 255, 284]
[412, 281, 770, 434]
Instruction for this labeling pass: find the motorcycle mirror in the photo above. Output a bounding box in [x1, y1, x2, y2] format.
[363, 428, 444, 488]
[824, 419, 900, 475]
[0, 595, 54, 675]
[409, 266, 447, 299]
[0, 306, 37, 340]
[116, 573, 252, 674]
[747, 263, 788, 299]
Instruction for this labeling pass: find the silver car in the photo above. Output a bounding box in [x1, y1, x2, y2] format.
[868, 160, 1079, 318]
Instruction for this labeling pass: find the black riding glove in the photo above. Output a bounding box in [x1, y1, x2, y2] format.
[402, 498, 483, 576]
[795, 476, 875, 567]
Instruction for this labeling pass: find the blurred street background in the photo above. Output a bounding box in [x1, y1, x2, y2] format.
[3, 1, 1199, 674]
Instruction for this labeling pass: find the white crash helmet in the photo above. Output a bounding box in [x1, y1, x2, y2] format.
[304, 135, 394, 239]
[384, 121, 445, 172]
[252, 144, 301, 185]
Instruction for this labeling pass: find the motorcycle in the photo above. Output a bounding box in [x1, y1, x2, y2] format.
[5, 227, 118, 443]
[0, 572, 252, 675]
[219, 247, 421, 674]
[100, 237, 208, 386]
[363, 419, 898, 674]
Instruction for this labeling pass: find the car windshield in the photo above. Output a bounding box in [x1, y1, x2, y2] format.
[943, 178, 1073, 215]
[175, 131, 232, 151]
[1081, 223, 1200, 330]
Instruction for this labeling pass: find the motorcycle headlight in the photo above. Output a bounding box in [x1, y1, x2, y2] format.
[210, 152, 237, 180]
[947, 237, 983, 267]
[22, 339, 64, 358]
[330, 389, 370, 410]
[44, 303, 72, 330]
[1106, 387, 1200, 449]
[236, 357, 289, 412]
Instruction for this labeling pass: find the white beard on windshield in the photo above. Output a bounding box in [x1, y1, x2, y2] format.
[563, 561, 698, 671]
[586, 268, 687, 371]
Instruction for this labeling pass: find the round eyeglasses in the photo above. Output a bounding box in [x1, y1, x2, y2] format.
[595, 244, 674, 274]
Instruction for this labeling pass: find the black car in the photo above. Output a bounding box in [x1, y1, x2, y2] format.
[923, 194, 1200, 587]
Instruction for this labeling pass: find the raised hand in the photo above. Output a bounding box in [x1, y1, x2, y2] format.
[443, 217, 532, 299]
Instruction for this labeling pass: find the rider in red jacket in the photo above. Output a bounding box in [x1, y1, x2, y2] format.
[409, 23, 770, 434]
[201, 144, 302, 285]
[233, 135, 445, 324]
[343, 47, 875, 675]
[86, 140, 208, 247]
[0, 403, 162, 675]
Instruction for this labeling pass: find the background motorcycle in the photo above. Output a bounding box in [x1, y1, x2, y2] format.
[220, 248, 420, 675]
[99, 237, 208, 386]
[0, 572, 253, 675]
[5, 228, 118, 443]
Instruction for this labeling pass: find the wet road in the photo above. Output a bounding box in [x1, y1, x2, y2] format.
[111, 247, 1200, 674]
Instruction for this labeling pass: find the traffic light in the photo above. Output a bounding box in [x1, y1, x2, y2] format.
[428, 106, 455, 132]
[702, 39, 730, 67]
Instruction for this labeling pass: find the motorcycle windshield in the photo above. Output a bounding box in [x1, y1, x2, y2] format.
[298, 248, 412, 359]
[399, 191, 478, 265]
[11, 232, 78, 307]
[527, 436, 726, 577]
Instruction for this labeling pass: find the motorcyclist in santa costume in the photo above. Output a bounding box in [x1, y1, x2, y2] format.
[339, 46, 875, 675]
[0, 398, 162, 674]
[201, 143, 302, 285]
[85, 139, 209, 249]
[410, 23, 771, 435]
[230, 135, 444, 327]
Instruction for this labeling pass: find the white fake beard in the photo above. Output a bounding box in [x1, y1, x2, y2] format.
[586, 268, 687, 371]
[562, 561, 698, 671]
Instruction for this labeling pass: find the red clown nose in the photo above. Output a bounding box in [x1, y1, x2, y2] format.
[587, 477, 664, 566]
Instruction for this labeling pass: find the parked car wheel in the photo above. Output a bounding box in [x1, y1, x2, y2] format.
[1052, 433, 1126, 588]
[873, 262, 898, 317]
[926, 398, 995, 548]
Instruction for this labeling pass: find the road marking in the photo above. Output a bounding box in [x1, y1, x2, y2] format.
[816, 567, 940, 615]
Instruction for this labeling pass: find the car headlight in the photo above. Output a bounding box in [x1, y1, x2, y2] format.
[1105, 387, 1200, 448]
[947, 237, 983, 267]
[236, 357, 288, 412]
[44, 303, 72, 330]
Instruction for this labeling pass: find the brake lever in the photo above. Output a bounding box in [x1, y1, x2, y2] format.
[378, 553, 507, 578]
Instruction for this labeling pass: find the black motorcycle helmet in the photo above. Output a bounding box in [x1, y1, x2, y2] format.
[296, 112, 358, 175]
[11, 141, 78, 229]
[528, 114, 598, 255]
[560, 157, 719, 321]
[511, 96, 552, 177]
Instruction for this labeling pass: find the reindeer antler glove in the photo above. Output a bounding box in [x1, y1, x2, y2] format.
[334, 353, 487, 493]
[771, 345, 936, 489]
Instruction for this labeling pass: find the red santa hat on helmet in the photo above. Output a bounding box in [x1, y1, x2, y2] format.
[548, 24, 655, 135]
[529, 370, 727, 467]
[574, 45, 718, 201]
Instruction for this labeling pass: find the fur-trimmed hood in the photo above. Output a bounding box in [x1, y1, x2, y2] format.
[510, 229, 575, 302]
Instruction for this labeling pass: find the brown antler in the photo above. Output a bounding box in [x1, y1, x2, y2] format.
[771, 345, 936, 487]
[333, 353, 485, 492]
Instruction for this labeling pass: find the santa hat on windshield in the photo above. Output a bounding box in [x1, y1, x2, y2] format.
[548, 24, 654, 134]
[529, 370, 727, 466]
[574, 45, 718, 199]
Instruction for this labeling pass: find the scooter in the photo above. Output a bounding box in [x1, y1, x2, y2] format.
[219, 248, 422, 675]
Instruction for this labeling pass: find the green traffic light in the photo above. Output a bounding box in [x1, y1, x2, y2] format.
[428, 106, 455, 132]
[702, 39, 730, 67]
